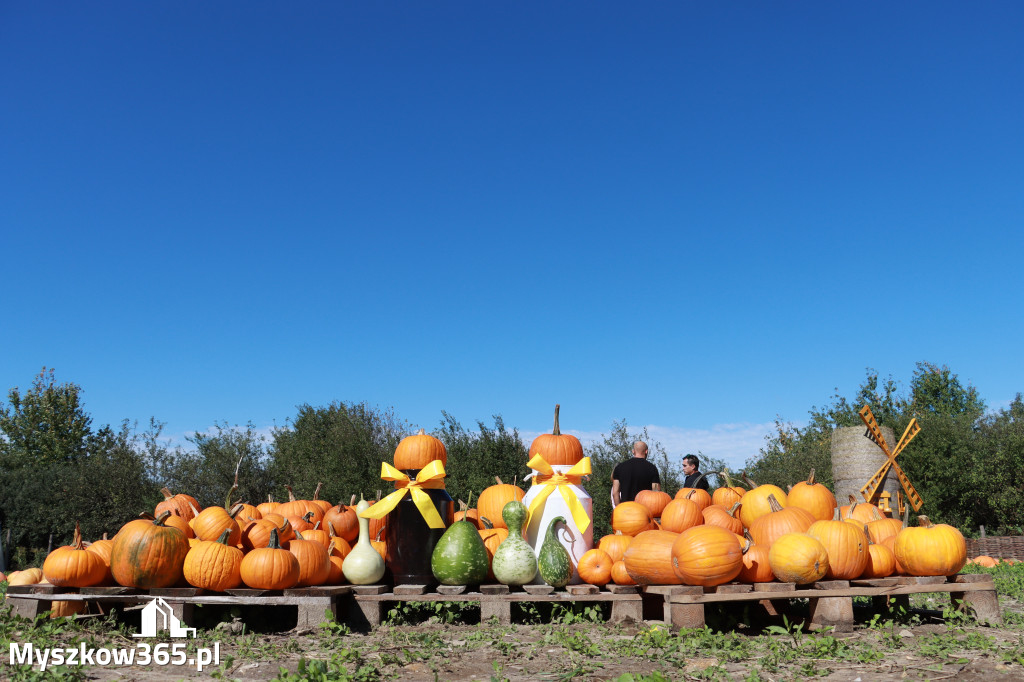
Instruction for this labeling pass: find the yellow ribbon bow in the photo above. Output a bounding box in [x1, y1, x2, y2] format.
[358, 460, 447, 529]
[526, 454, 592, 533]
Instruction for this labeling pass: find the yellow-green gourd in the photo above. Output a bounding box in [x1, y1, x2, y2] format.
[342, 496, 386, 585]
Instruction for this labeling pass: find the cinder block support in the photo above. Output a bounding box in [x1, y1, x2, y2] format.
[480, 598, 511, 624]
[296, 600, 335, 629]
[166, 601, 196, 629]
[952, 575, 1002, 625]
[809, 581, 854, 633]
[8, 597, 49, 620]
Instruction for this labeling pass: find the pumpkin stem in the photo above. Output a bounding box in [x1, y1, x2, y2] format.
[268, 527, 282, 550]
[153, 511, 172, 526]
[160, 487, 175, 501]
[187, 501, 201, 518]
[418, 428, 426, 435]
[458, 499, 467, 511]
[268, 493, 274, 503]
[728, 501, 742, 517]
[350, 494, 357, 507]
[766, 494, 784, 513]
[787, 484, 793, 492]
[294, 530, 305, 541]
[102, 533, 108, 541]
[375, 489, 382, 503]
[467, 491, 474, 509]
[301, 511, 315, 523]
[807, 468, 816, 485]
[742, 472, 758, 488]
[286, 485, 297, 502]
[917, 515, 932, 528]
[313, 520, 322, 531]
[690, 472, 708, 489]
[216, 528, 233, 545]
[139, 512, 156, 520]
[225, 453, 243, 508]
[313, 482, 323, 501]
[72, 522, 84, 550]
[228, 503, 245, 519]
[847, 501, 858, 519]
[480, 516, 494, 530]
[718, 468, 735, 489]
[832, 508, 840, 521]
[375, 526, 386, 542]
[494, 476, 503, 485]
[552, 404, 561, 436]
[328, 525, 336, 538]
[743, 528, 754, 543]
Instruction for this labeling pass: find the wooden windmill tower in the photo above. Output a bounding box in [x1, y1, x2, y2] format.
[858, 405, 923, 516]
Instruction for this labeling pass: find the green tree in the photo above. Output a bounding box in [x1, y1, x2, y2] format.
[436, 413, 530, 510]
[268, 402, 406, 506]
[0, 368, 92, 465]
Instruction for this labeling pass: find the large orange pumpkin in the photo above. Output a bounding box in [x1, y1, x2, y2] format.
[623, 530, 682, 585]
[394, 428, 448, 470]
[738, 478, 788, 529]
[840, 495, 883, 524]
[528, 404, 584, 466]
[577, 549, 613, 586]
[806, 516, 869, 580]
[110, 512, 190, 588]
[183, 529, 243, 591]
[893, 515, 966, 577]
[671, 525, 744, 587]
[43, 523, 107, 588]
[659, 497, 703, 534]
[256, 495, 279, 517]
[703, 502, 743, 535]
[240, 529, 300, 590]
[674, 476, 712, 512]
[866, 516, 903, 545]
[748, 495, 815, 549]
[192, 504, 244, 545]
[323, 496, 359, 544]
[786, 469, 837, 522]
[612, 501, 654, 537]
[285, 530, 331, 587]
[880, 535, 906, 575]
[635, 489, 673, 519]
[861, 540, 896, 579]
[767, 533, 829, 585]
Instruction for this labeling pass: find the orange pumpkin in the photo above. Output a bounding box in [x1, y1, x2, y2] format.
[394, 428, 448, 470]
[768, 533, 829, 585]
[738, 478, 788, 529]
[749, 495, 815, 549]
[712, 469, 746, 509]
[659, 497, 703, 534]
[323, 496, 359, 544]
[256, 494, 279, 517]
[192, 504, 244, 546]
[894, 515, 966, 577]
[972, 555, 998, 568]
[635, 489, 673, 519]
[478, 478, 525, 530]
[612, 501, 654, 537]
[454, 499, 482, 529]
[702, 502, 743, 535]
[285, 530, 331, 587]
[865, 516, 903, 545]
[276, 486, 325, 526]
[786, 469, 837, 522]
[528, 404, 584, 466]
[155, 488, 201, 523]
[302, 522, 331, 549]
[239, 528, 300, 590]
[623, 530, 682, 585]
[8, 568, 44, 586]
[110, 512, 190, 588]
[862, 541, 896, 579]
[611, 560, 636, 586]
[84, 534, 115, 586]
[163, 513, 195, 539]
[326, 545, 347, 585]
[674, 475, 712, 512]
[183, 529, 243, 591]
[806, 516, 869, 580]
[598, 533, 634, 564]
[738, 539, 774, 583]
[840, 495, 883, 524]
[310, 483, 333, 515]
[880, 535, 906, 575]
[671, 525, 744, 587]
[43, 523, 107, 588]
[479, 524, 510, 581]
[577, 549, 613, 586]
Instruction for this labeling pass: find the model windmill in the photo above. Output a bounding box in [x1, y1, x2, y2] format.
[858, 405, 923, 516]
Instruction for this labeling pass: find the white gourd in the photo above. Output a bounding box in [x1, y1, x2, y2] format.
[342, 496, 386, 585]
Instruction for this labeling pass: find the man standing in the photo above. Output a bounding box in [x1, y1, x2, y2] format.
[611, 441, 661, 507]
[682, 454, 710, 491]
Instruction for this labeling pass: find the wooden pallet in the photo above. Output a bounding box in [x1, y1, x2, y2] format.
[3, 575, 999, 633]
[4, 585, 352, 630]
[346, 583, 643, 627]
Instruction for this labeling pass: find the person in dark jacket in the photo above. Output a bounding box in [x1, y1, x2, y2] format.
[682, 454, 710, 490]
[611, 440, 661, 506]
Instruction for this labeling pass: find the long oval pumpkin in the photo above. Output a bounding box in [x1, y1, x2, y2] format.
[623, 530, 682, 585]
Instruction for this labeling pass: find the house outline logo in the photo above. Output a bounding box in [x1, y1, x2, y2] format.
[133, 597, 196, 638]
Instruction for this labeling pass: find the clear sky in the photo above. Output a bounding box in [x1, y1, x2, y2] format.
[2, 3, 1022, 469]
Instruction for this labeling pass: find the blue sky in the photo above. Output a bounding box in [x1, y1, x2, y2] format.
[2, 3, 1022, 469]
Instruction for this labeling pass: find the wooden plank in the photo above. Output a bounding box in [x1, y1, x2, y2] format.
[79, 586, 142, 596]
[350, 585, 388, 596]
[644, 585, 700, 596]
[394, 585, 428, 596]
[151, 587, 204, 598]
[606, 585, 639, 595]
[283, 586, 352, 597]
[851, 578, 899, 587]
[672, 581, 996, 604]
[710, 584, 753, 594]
[897, 576, 948, 585]
[224, 588, 279, 597]
[567, 584, 599, 596]
[352, 592, 643, 603]
[436, 585, 467, 595]
[480, 585, 510, 595]
[522, 585, 554, 595]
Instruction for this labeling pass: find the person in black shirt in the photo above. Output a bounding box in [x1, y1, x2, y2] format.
[682, 454, 710, 490]
[611, 441, 661, 506]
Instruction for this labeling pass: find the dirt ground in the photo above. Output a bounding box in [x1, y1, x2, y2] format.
[9, 595, 1023, 682]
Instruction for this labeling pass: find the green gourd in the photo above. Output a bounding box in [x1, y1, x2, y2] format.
[491, 501, 537, 586]
[537, 516, 572, 588]
[431, 494, 489, 586]
[342, 496, 386, 585]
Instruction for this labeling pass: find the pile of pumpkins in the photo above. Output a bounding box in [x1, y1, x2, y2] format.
[17, 484, 399, 594]
[573, 469, 968, 588]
